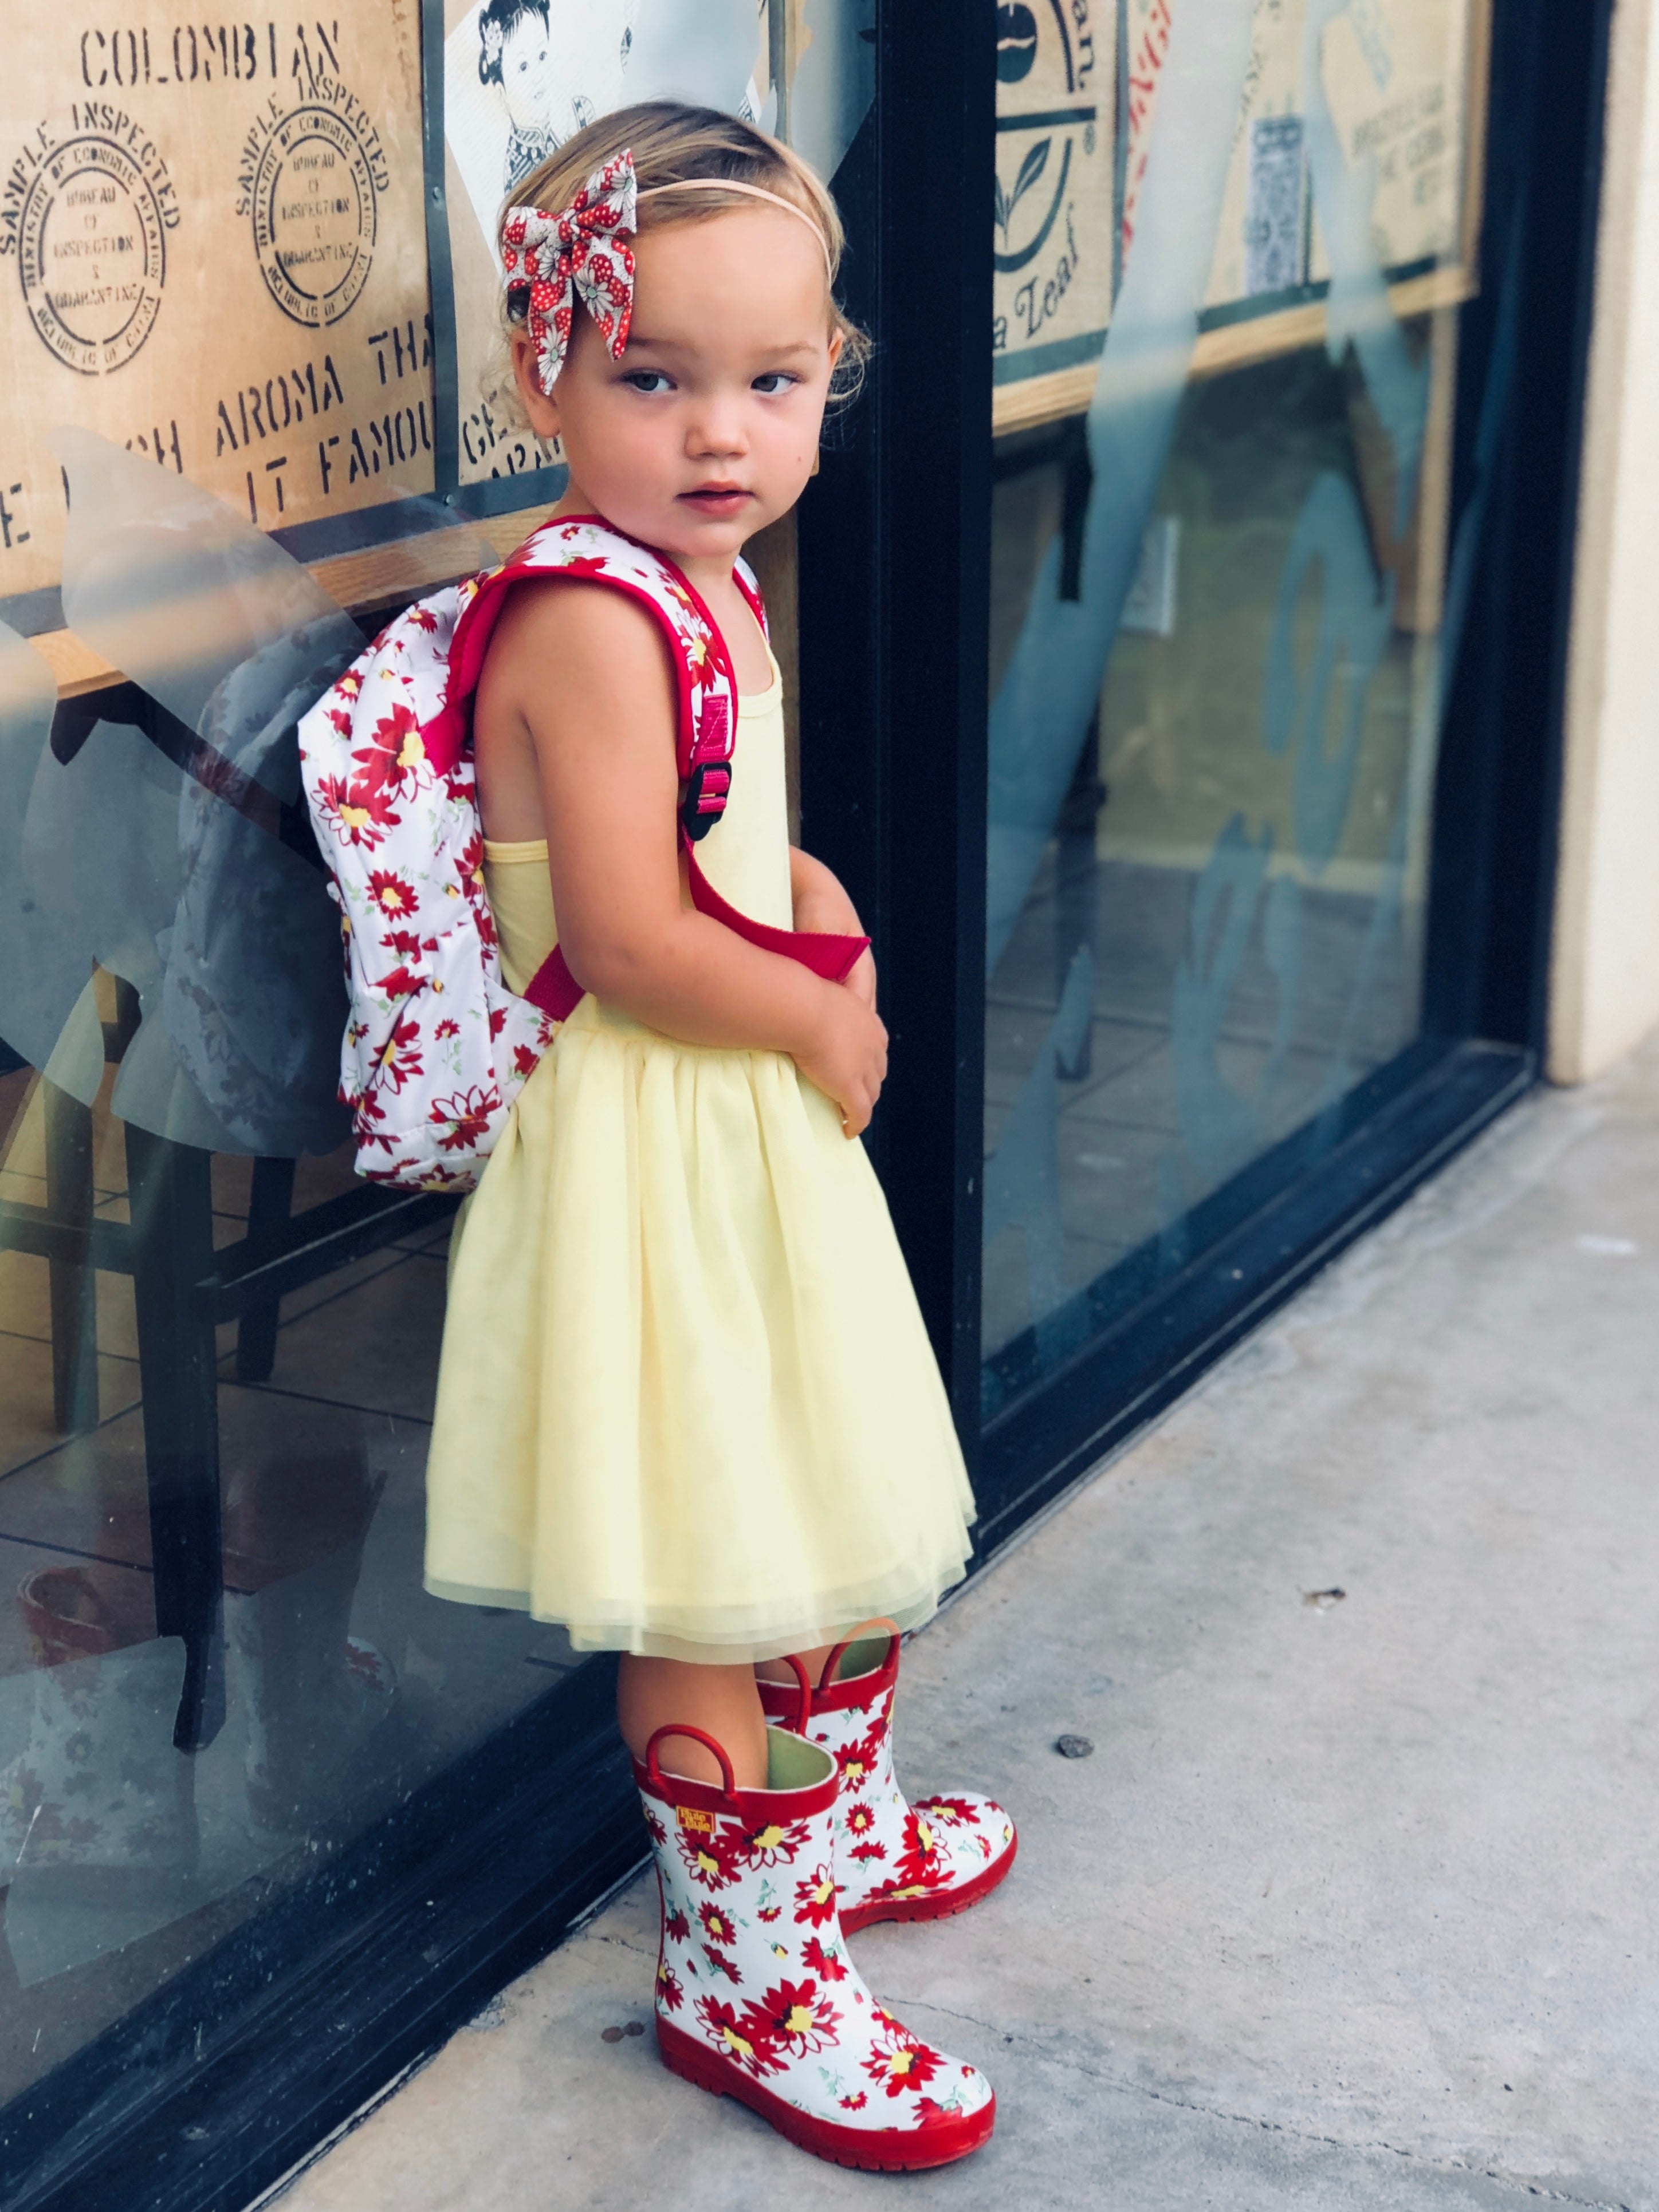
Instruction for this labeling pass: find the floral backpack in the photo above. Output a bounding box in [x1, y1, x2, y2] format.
[298, 514, 866, 1192]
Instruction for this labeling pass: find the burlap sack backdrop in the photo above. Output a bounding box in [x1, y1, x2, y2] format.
[0, 5, 430, 601]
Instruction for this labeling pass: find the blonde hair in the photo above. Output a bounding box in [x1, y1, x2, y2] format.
[497, 100, 870, 417]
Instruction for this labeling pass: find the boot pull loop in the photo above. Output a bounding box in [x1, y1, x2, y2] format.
[781, 1652, 813, 1734]
[644, 1724, 736, 1796]
[816, 1617, 903, 1695]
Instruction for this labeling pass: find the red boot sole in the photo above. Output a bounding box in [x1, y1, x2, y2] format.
[656, 2016, 995, 2170]
[839, 1831, 1019, 1934]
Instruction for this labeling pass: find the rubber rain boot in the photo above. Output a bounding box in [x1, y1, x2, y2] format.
[635, 1713, 996, 2170]
[757, 1624, 1017, 1931]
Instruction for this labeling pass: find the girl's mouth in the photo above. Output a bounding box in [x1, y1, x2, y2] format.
[678, 485, 753, 515]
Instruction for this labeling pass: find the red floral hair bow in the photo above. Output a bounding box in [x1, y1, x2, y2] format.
[502, 149, 638, 394]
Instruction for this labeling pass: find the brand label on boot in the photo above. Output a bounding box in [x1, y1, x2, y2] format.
[676, 1805, 713, 1833]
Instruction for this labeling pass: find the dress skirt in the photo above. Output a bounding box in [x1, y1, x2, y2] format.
[423, 994, 977, 1662]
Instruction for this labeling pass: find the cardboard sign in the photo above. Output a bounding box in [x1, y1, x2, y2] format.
[0, 6, 431, 604]
[1123, 0, 1479, 321]
[1308, 0, 1477, 284]
[993, 0, 1116, 404]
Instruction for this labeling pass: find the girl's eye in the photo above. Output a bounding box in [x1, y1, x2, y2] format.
[623, 371, 674, 395]
[752, 372, 799, 396]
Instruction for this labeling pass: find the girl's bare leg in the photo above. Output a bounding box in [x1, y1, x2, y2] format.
[755, 1645, 839, 1694]
[617, 1654, 768, 1789]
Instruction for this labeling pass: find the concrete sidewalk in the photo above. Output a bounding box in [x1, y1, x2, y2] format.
[268, 1039, 1659, 2212]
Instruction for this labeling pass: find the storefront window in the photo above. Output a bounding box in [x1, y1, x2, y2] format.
[0, 0, 1607, 2191]
[984, 0, 1485, 1411]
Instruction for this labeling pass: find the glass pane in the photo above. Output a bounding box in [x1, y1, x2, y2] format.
[0, 444, 583, 2094]
[985, 0, 1485, 1408]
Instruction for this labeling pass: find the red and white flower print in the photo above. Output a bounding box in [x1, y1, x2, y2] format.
[741, 1978, 842, 2059]
[916, 1794, 981, 1827]
[694, 1997, 784, 2080]
[312, 773, 400, 852]
[843, 1801, 878, 1844]
[864, 2021, 944, 2099]
[366, 869, 418, 919]
[638, 1736, 995, 2163]
[792, 1864, 840, 1927]
[800, 1934, 847, 1982]
[697, 1900, 737, 1948]
[374, 1016, 423, 1093]
[677, 1825, 734, 1892]
[729, 1815, 809, 1869]
[757, 1643, 1018, 1932]
[299, 516, 758, 1192]
[351, 700, 432, 800]
[428, 1086, 501, 1152]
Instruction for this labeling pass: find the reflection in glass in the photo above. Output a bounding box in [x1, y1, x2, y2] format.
[985, 0, 1481, 1407]
[0, 447, 579, 2097]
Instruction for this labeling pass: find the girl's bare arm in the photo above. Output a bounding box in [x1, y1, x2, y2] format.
[474, 581, 887, 1131]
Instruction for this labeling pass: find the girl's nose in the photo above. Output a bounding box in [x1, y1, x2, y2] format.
[683, 400, 748, 462]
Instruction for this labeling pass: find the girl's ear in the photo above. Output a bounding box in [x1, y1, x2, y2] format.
[510, 328, 563, 444]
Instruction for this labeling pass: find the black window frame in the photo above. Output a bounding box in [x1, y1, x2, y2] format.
[804, 0, 1615, 1545]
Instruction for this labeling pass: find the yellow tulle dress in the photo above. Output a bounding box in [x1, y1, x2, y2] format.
[422, 652, 976, 1662]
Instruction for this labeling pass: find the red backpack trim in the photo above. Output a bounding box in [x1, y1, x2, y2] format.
[431, 515, 866, 1023]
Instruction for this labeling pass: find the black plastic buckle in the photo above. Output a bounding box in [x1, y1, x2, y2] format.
[679, 760, 733, 843]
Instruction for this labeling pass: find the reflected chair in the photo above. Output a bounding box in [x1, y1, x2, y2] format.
[0, 683, 458, 1754]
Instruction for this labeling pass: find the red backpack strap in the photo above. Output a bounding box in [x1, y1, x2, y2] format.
[521, 851, 866, 1022]
[437, 515, 865, 1022]
[732, 555, 768, 638]
[428, 514, 739, 836]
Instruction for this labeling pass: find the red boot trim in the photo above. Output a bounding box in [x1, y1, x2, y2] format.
[655, 2016, 994, 2171]
[840, 1829, 1019, 1934]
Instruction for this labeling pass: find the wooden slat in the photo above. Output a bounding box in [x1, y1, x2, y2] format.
[993, 265, 1479, 438]
[26, 501, 567, 703]
[28, 626, 120, 700]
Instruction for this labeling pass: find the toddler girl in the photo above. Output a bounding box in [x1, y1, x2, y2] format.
[423, 101, 1016, 2169]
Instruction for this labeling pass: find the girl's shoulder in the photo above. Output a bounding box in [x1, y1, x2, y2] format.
[478, 562, 677, 718]
[473, 514, 707, 675]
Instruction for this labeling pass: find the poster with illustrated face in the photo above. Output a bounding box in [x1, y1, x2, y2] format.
[442, 0, 639, 258]
[439, 0, 765, 489]
[0, 3, 430, 604]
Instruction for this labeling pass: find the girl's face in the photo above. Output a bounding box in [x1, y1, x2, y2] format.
[511, 204, 842, 569]
[498, 16, 552, 132]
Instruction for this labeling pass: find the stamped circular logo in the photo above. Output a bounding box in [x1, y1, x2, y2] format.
[250, 99, 378, 326]
[17, 128, 168, 374]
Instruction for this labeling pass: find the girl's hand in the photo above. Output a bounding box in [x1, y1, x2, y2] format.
[844, 946, 878, 1011]
[795, 983, 889, 1138]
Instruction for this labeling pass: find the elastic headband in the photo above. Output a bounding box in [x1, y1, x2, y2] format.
[639, 178, 833, 276]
